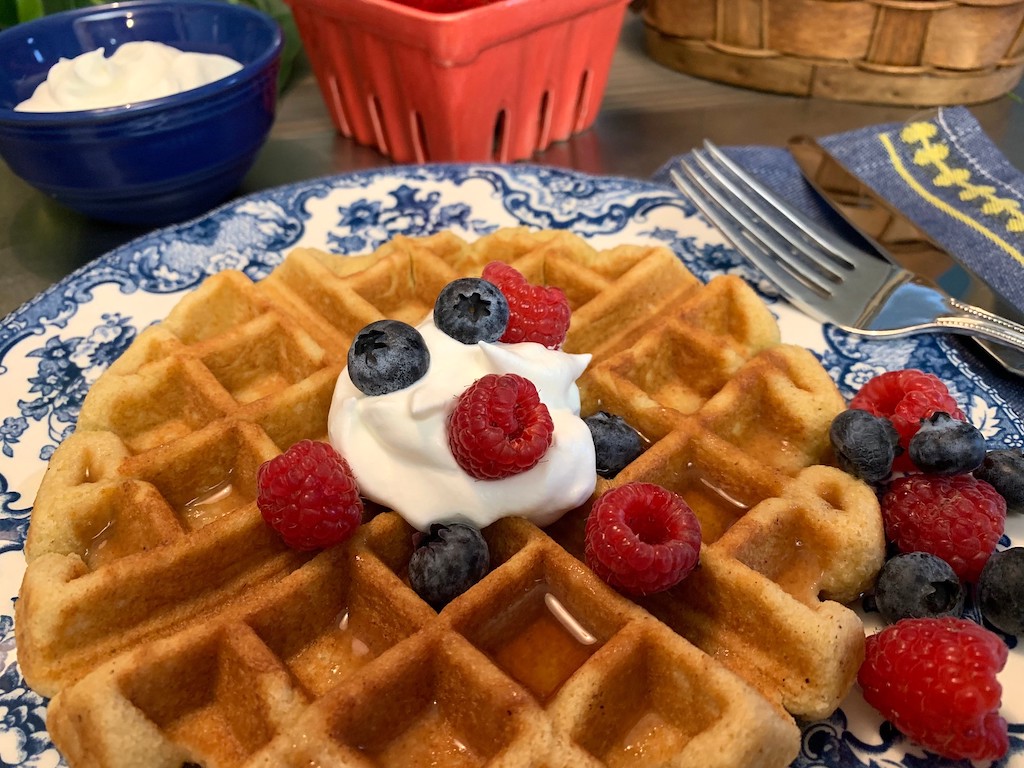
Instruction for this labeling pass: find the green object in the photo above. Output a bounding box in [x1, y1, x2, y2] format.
[0, 1, 19, 27]
[20, 0, 46, 22]
[228, 0, 301, 93]
[0, 0, 45, 26]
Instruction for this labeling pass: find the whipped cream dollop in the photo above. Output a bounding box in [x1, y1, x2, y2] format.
[16, 41, 243, 112]
[328, 318, 596, 531]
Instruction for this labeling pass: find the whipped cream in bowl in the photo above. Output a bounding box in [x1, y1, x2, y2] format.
[15, 41, 243, 113]
[328, 317, 597, 531]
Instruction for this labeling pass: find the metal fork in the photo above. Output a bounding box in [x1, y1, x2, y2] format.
[670, 141, 1024, 354]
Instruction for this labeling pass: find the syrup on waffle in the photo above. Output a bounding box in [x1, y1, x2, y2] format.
[17, 228, 885, 767]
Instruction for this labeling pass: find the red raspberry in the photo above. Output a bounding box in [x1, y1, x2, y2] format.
[257, 440, 363, 550]
[881, 474, 1006, 583]
[849, 369, 964, 472]
[584, 483, 702, 596]
[447, 373, 553, 479]
[482, 261, 571, 348]
[858, 617, 1009, 761]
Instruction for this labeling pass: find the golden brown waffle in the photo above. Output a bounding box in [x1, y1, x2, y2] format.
[17, 227, 885, 768]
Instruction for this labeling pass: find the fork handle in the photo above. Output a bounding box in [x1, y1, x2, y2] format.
[937, 298, 1024, 353]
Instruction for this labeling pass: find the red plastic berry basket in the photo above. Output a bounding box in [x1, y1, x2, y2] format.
[284, 0, 631, 162]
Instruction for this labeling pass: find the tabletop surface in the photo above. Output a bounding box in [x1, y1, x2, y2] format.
[4, 10, 1024, 319]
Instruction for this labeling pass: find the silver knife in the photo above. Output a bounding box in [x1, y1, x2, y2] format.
[788, 135, 1024, 376]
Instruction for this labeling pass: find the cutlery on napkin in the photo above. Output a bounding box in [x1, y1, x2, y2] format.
[653, 106, 1024, 416]
[787, 132, 1024, 377]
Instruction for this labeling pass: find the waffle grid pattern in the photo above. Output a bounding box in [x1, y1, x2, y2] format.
[17, 229, 884, 768]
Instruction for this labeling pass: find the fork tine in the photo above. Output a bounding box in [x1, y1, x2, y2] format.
[689, 148, 846, 287]
[677, 155, 838, 296]
[701, 141, 859, 272]
[670, 161, 835, 324]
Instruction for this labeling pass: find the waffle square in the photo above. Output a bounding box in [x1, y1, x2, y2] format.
[17, 228, 884, 767]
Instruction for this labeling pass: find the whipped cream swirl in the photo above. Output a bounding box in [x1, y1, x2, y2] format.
[328, 318, 596, 531]
[16, 41, 242, 113]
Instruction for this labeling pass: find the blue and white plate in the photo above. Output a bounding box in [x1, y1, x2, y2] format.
[0, 164, 1021, 767]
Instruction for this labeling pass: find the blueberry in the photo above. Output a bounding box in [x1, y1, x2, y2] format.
[433, 277, 509, 345]
[347, 319, 429, 396]
[978, 548, 1024, 635]
[908, 411, 986, 475]
[874, 552, 965, 624]
[974, 449, 1024, 514]
[829, 409, 900, 484]
[408, 522, 489, 610]
[584, 411, 645, 479]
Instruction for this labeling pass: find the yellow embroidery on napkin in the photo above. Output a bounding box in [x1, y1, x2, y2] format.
[903, 123, 1024, 228]
[877, 130, 1024, 269]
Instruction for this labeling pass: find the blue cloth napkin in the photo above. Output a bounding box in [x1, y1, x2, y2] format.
[652, 106, 1024, 418]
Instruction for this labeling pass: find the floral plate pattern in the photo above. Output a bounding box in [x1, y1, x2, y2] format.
[0, 164, 1021, 768]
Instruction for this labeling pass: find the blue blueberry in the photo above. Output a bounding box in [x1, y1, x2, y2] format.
[978, 547, 1024, 635]
[347, 319, 429, 396]
[434, 277, 509, 345]
[974, 449, 1024, 514]
[908, 411, 986, 475]
[408, 522, 489, 610]
[874, 552, 965, 624]
[829, 409, 900, 484]
[585, 411, 645, 478]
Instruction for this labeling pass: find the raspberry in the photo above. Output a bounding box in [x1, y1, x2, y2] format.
[481, 261, 571, 348]
[447, 373, 553, 480]
[881, 474, 1006, 583]
[849, 369, 964, 473]
[257, 440, 364, 550]
[858, 617, 1009, 761]
[584, 483, 701, 596]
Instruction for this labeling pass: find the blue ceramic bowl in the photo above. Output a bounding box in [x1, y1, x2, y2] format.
[0, 0, 282, 225]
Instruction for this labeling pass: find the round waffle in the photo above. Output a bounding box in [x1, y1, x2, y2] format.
[17, 228, 885, 768]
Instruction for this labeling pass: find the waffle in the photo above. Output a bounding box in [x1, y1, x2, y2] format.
[16, 228, 885, 768]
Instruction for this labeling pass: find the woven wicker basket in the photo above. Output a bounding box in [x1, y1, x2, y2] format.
[641, 0, 1024, 105]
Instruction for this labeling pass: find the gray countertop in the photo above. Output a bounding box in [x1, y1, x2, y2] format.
[4, 12, 1024, 319]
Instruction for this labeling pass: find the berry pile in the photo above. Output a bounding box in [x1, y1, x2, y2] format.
[259, 262, 597, 607]
[848, 369, 965, 473]
[828, 368, 1023, 761]
[828, 369, 1018, 594]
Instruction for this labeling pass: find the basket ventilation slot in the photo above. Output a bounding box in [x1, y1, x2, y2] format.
[367, 94, 389, 156]
[493, 109, 508, 162]
[574, 70, 593, 132]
